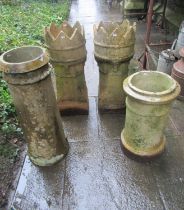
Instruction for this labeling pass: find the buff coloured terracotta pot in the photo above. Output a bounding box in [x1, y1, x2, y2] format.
[44, 21, 88, 115]
[94, 20, 136, 111]
[0, 46, 69, 166]
[121, 71, 180, 157]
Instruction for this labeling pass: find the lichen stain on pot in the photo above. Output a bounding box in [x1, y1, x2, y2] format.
[44, 21, 88, 115]
[94, 19, 136, 111]
[121, 71, 180, 158]
[0, 46, 69, 166]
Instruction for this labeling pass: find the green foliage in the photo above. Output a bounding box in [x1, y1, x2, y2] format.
[0, 0, 70, 53]
[0, 74, 20, 133]
[0, 0, 21, 6]
[0, 142, 19, 160]
[0, 0, 70, 133]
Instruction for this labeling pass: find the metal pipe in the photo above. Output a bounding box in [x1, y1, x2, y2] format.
[149, 42, 172, 46]
[161, 0, 167, 29]
[143, 0, 154, 69]
[146, 44, 158, 67]
[145, 51, 150, 69]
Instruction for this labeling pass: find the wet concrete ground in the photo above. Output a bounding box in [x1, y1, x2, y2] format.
[11, 0, 184, 209]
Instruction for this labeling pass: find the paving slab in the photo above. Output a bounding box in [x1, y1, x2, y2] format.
[84, 37, 99, 97]
[98, 113, 125, 140]
[151, 134, 184, 210]
[62, 141, 110, 210]
[164, 116, 178, 137]
[62, 97, 98, 142]
[102, 140, 165, 210]
[170, 100, 184, 135]
[12, 157, 66, 210]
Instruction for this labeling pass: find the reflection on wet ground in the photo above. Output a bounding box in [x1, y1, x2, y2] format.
[12, 0, 184, 209]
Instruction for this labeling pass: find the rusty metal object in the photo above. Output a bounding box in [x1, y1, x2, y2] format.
[44, 21, 88, 115]
[0, 46, 69, 166]
[94, 20, 136, 111]
[142, 0, 154, 69]
[122, 71, 180, 158]
[172, 48, 184, 101]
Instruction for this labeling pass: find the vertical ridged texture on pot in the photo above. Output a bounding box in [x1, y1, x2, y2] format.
[94, 20, 136, 111]
[44, 21, 88, 115]
[122, 71, 180, 157]
[171, 48, 184, 101]
[0, 46, 69, 166]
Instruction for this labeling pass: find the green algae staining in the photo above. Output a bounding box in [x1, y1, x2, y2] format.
[0, 46, 69, 166]
[44, 21, 88, 115]
[94, 20, 136, 111]
[122, 71, 180, 157]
